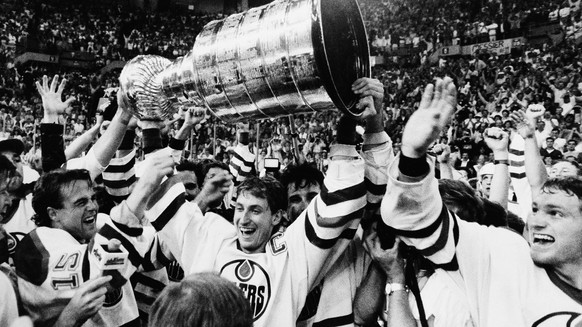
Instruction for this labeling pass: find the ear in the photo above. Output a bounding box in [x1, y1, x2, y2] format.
[47, 207, 59, 222]
[272, 209, 284, 227]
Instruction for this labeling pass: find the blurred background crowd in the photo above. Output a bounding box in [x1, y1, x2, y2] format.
[1, 0, 582, 181]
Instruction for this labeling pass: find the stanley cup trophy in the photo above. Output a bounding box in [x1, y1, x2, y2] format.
[118, 0, 370, 123]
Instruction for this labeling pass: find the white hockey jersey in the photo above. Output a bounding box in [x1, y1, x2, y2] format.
[14, 203, 156, 327]
[381, 157, 582, 327]
[144, 145, 367, 327]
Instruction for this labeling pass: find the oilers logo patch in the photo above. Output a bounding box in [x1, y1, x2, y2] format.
[220, 259, 271, 320]
[532, 312, 581, 327]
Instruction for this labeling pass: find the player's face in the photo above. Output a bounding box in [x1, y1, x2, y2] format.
[0, 179, 11, 216]
[287, 180, 320, 224]
[51, 180, 98, 242]
[176, 171, 199, 201]
[529, 189, 582, 269]
[480, 174, 492, 198]
[234, 191, 279, 254]
[549, 161, 578, 179]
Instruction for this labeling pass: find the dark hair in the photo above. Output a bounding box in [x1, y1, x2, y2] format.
[279, 163, 324, 192]
[31, 169, 92, 227]
[197, 159, 230, 185]
[541, 178, 582, 206]
[149, 273, 253, 327]
[237, 176, 287, 213]
[438, 179, 509, 227]
[176, 160, 203, 177]
[439, 179, 485, 223]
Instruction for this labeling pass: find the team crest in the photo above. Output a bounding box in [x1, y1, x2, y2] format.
[532, 311, 581, 326]
[220, 259, 271, 320]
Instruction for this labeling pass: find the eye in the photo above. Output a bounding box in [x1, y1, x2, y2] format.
[550, 210, 563, 218]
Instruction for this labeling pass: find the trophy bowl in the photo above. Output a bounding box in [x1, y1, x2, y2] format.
[119, 0, 370, 122]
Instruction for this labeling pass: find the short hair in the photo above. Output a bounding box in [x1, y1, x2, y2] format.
[31, 169, 92, 227]
[149, 273, 253, 327]
[198, 159, 230, 185]
[546, 137, 555, 142]
[176, 160, 203, 180]
[236, 176, 287, 213]
[279, 163, 324, 192]
[541, 178, 582, 211]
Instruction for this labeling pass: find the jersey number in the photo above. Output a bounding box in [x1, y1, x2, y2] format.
[51, 252, 81, 290]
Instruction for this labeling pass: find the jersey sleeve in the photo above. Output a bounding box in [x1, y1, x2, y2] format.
[285, 144, 367, 292]
[143, 182, 232, 273]
[102, 149, 137, 203]
[66, 147, 107, 181]
[380, 156, 534, 326]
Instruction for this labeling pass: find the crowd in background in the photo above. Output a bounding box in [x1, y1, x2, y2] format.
[1, 0, 582, 179]
[1, 0, 582, 326]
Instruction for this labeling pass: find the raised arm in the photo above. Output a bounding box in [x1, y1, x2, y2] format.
[510, 109, 547, 195]
[380, 77, 458, 266]
[83, 92, 133, 178]
[433, 144, 454, 180]
[484, 128, 510, 208]
[36, 75, 72, 172]
[65, 112, 103, 161]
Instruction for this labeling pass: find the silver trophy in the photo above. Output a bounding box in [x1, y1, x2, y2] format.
[119, 0, 370, 122]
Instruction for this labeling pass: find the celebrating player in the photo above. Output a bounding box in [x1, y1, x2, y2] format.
[380, 77, 582, 326]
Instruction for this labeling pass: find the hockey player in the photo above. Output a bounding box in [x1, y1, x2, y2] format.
[380, 77, 582, 326]
[143, 78, 386, 327]
[13, 150, 175, 327]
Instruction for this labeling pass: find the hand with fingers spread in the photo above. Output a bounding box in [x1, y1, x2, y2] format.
[56, 276, 112, 327]
[483, 127, 509, 154]
[510, 110, 535, 139]
[352, 78, 384, 119]
[36, 75, 75, 123]
[401, 77, 457, 158]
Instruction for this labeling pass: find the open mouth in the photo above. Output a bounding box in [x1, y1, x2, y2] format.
[83, 216, 97, 225]
[532, 233, 555, 245]
[239, 227, 256, 236]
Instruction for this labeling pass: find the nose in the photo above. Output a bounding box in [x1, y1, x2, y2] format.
[87, 198, 99, 212]
[527, 211, 547, 230]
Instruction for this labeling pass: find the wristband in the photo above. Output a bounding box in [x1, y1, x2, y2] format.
[119, 130, 135, 150]
[494, 159, 509, 165]
[399, 153, 429, 177]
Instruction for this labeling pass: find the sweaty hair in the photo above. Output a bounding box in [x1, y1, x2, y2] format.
[279, 163, 324, 191]
[439, 179, 485, 223]
[439, 179, 510, 228]
[149, 272, 253, 327]
[237, 176, 287, 214]
[31, 169, 92, 227]
[541, 178, 582, 208]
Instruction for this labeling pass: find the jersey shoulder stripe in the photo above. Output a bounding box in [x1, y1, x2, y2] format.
[13, 229, 50, 286]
